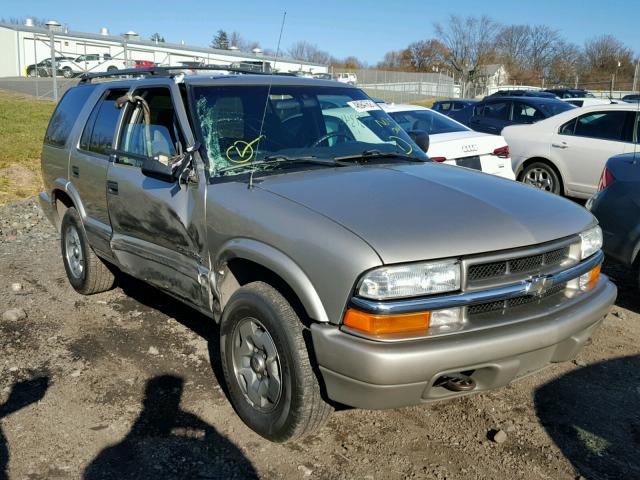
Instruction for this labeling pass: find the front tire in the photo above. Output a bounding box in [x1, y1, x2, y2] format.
[520, 161, 562, 195]
[220, 282, 332, 442]
[62, 67, 74, 78]
[60, 208, 115, 294]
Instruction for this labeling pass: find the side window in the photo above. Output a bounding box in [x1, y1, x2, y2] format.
[483, 101, 510, 120]
[44, 85, 95, 148]
[79, 89, 128, 156]
[573, 111, 631, 141]
[513, 102, 544, 123]
[559, 118, 577, 135]
[118, 87, 185, 167]
[473, 104, 484, 116]
[635, 113, 640, 143]
[440, 102, 451, 111]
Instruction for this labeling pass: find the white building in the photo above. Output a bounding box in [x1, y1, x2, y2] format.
[475, 64, 509, 90]
[0, 20, 328, 77]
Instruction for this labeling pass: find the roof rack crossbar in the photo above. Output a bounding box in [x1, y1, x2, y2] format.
[78, 65, 293, 83]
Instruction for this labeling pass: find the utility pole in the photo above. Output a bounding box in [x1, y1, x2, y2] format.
[633, 60, 639, 93]
[49, 29, 58, 102]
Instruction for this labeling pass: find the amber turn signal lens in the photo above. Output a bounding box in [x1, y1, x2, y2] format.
[587, 264, 601, 290]
[343, 308, 431, 336]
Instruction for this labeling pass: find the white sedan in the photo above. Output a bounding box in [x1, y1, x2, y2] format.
[380, 103, 515, 179]
[503, 103, 639, 198]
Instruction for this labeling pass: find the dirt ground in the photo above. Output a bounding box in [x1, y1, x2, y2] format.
[0, 198, 639, 480]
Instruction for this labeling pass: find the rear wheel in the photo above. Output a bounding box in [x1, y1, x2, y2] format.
[62, 67, 74, 78]
[220, 281, 332, 442]
[520, 161, 562, 195]
[60, 208, 115, 294]
[107, 66, 118, 72]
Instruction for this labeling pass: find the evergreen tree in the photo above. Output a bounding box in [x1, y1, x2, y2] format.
[211, 30, 229, 50]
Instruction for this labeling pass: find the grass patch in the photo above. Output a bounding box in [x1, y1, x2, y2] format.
[0, 90, 54, 203]
[409, 97, 450, 108]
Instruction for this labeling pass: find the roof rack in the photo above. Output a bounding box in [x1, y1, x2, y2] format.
[78, 65, 288, 84]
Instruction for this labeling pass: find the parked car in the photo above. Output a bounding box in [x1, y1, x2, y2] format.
[313, 73, 333, 80]
[431, 100, 478, 117]
[335, 72, 357, 85]
[132, 60, 156, 69]
[622, 94, 640, 103]
[488, 90, 557, 99]
[544, 89, 595, 99]
[451, 96, 575, 135]
[563, 98, 612, 108]
[57, 53, 127, 78]
[25, 56, 72, 77]
[380, 103, 514, 179]
[503, 104, 639, 198]
[587, 152, 640, 287]
[39, 70, 615, 442]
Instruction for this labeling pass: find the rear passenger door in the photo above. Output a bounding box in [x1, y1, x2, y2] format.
[69, 87, 128, 256]
[105, 82, 209, 310]
[469, 100, 511, 134]
[553, 110, 636, 195]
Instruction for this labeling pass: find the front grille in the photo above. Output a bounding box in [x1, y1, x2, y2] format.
[467, 246, 571, 283]
[467, 282, 567, 317]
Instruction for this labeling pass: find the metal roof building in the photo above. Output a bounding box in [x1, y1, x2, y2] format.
[0, 20, 328, 77]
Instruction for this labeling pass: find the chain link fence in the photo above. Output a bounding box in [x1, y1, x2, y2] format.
[334, 68, 458, 104]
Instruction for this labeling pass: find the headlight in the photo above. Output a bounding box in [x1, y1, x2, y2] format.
[579, 226, 602, 260]
[358, 259, 461, 300]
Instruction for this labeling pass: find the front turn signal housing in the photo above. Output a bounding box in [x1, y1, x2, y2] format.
[343, 308, 431, 336]
[579, 264, 601, 292]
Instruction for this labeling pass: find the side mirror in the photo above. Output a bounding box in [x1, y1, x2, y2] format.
[141, 157, 175, 183]
[407, 130, 430, 152]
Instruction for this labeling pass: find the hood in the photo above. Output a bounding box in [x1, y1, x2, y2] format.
[257, 163, 595, 264]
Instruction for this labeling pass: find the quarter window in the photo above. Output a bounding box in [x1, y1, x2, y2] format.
[513, 102, 544, 123]
[44, 85, 95, 147]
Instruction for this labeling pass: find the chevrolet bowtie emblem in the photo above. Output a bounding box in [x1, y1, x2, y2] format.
[526, 275, 553, 297]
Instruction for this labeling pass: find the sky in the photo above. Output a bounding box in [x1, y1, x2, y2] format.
[2, 0, 638, 64]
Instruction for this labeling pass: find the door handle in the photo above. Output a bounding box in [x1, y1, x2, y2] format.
[71, 165, 79, 177]
[552, 142, 568, 149]
[107, 180, 119, 195]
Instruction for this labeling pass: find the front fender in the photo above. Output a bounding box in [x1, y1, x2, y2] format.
[216, 238, 330, 323]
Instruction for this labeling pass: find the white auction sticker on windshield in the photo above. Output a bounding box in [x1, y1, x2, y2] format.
[346, 100, 381, 112]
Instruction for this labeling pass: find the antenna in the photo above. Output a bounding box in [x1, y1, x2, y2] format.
[249, 11, 287, 189]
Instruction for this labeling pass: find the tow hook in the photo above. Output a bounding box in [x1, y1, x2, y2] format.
[439, 373, 476, 392]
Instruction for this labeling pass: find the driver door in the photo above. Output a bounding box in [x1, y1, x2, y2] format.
[106, 82, 209, 310]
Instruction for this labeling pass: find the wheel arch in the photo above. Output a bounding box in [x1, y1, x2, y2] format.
[517, 157, 566, 195]
[215, 239, 330, 325]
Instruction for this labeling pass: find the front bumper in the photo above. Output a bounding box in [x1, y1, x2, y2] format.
[311, 277, 616, 409]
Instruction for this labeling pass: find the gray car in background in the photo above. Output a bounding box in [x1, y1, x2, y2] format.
[39, 68, 616, 442]
[588, 152, 640, 285]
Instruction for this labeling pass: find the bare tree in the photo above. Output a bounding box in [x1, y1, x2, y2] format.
[583, 34, 634, 82]
[288, 41, 331, 64]
[434, 15, 499, 89]
[406, 39, 448, 72]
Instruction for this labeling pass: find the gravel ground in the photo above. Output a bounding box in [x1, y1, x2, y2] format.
[0, 198, 639, 480]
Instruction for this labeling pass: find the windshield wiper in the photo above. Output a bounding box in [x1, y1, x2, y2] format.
[333, 149, 425, 163]
[217, 155, 340, 173]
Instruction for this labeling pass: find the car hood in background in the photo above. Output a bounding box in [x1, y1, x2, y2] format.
[256, 163, 595, 264]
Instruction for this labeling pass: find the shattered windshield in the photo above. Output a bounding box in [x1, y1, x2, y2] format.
[191, 85, 428, 178]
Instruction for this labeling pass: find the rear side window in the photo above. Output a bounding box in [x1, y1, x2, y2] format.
[571, 111, 633, 142]
[79, 89, 127, 155]
[483, 101, 510, 120]
[44, 86, 95, 147]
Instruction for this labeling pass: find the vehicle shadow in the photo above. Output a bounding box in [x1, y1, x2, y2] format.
[83, 374, 258, 480]
[603, 260, 640, 314]
[0, 376, 50, 480]
[534, 355, 640, 480]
